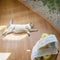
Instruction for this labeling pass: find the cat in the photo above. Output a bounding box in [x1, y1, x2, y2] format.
[2, 19, 38, 36]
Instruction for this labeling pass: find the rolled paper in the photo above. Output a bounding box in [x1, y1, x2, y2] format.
[41, 33, 51, 60]
[31, 34, 58, 60]
[40, 33, 49, 48]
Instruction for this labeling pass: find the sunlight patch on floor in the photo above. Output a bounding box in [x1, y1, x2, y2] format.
[0, 25, 6, 30]
[0, 52, 11, 60]
[3, 33, 28, 41]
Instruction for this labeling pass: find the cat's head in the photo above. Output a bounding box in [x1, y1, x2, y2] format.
[29, 22, 34, 28]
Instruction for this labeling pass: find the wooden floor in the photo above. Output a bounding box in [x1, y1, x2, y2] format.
[0, 0, 60, 60]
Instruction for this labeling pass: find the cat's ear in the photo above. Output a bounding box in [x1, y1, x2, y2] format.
[9, 18, 13, 26]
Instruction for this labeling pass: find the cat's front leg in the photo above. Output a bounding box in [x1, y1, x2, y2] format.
[29, 29, 38, 32]
[25, 28, 30, 36]
[26, 30, 30, 36]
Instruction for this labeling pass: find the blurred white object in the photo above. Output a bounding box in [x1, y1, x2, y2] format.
[31, 34, 58, 60]
[0, 53, 11, 60]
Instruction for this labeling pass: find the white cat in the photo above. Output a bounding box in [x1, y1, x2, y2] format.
[2, 19, 38, 36]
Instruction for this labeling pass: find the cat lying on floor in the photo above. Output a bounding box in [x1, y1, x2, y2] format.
[2, 19, 38, 36]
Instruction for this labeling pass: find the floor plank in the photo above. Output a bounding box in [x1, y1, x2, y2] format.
[0, 0, 60, 60]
